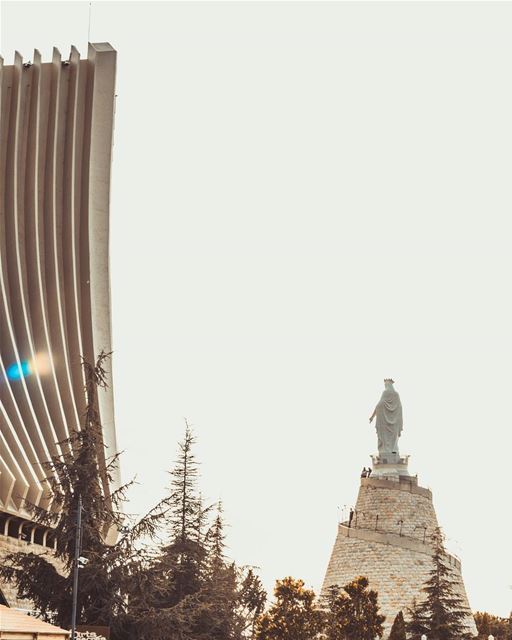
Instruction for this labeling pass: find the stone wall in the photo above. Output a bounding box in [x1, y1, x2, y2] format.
[353, 477, 439, 540]
[0, 534, 63, 610]
[322, 477, 477, 637]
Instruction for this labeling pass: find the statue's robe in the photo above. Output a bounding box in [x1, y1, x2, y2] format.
[375, 382, 403, 455]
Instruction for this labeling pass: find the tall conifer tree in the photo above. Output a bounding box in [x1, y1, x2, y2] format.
[202, 502, 239, 639]
[202, 502, 267, 639]
[137, 429, 266, 640]
[0, 353, 169, 638]
[388, 611, 406, 640]
[418, 527, 473, 640]
[153, 424, 208, 607]
[405, 598, 429, 640]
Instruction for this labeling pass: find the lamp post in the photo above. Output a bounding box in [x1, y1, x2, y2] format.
[70, 494, 83, 640]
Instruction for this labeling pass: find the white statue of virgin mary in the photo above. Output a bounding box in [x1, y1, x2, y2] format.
[369, 379, 403, 457]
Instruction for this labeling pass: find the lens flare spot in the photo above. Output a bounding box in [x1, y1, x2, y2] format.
[31, 352, 51, 375]
[6, 360, 32, 380]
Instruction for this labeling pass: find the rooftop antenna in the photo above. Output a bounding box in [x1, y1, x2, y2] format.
[88, 2, 92, 43]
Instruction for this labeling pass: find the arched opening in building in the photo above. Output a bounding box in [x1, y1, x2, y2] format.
[0, 512, 7, 536]
[33, 527, 45, 546]
[46, 532, 57, 550]
[7, 519, 18, 538]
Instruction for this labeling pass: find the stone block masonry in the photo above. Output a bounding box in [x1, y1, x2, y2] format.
[0, 533, 63, 609]
[353, 477, 438, 540]
[322, 475, 477, 638]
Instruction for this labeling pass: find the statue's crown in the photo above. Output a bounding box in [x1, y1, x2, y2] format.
[384, 378, 395, 384]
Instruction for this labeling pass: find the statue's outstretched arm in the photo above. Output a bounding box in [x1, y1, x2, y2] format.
[369, 407, 376, 423]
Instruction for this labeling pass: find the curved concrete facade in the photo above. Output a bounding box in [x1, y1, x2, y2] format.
[322, 475, 477, 637]
[0, 43, 119, 522]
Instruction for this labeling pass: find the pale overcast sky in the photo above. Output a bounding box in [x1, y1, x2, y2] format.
[1, 0, 512, 618]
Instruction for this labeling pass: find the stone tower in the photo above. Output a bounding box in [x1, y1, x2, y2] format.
[322, 382, 477, 637]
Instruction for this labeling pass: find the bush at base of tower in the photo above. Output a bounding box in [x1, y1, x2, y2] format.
[323, 576, 386, 640]
[254, 577, 324, 640]
[254, 575, 386, 640]
[474, 611, 512, 639]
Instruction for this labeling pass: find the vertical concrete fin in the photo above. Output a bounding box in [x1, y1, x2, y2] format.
[84, 43, 120, 502]
[0, 44, 119, 527]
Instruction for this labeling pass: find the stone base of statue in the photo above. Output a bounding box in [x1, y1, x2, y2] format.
[371, 453, 411, 480]
[321, 460, 477, 638]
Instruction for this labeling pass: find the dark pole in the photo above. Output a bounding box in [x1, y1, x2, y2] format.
[71, 494, 82, 640]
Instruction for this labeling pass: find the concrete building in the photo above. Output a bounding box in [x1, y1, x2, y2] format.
[322, 458, 478, 637]
[0, 43, 118, 605]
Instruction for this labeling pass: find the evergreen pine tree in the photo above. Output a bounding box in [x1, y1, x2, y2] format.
[201, 502, 267, 639]
[419, 527, 473, 640]
[202, 502, 238, 639]
[153, 424, 208, 608]
[136, 429, 266, 640]
[234, 567, 267, 638]
[129, 424, 212, 640]
[0, 359, 265, 640]
[0, 353, 169, 639]
[207, 502, 228, 576]
[388, 611, 406, 640]
[405, 598, 429, 640]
